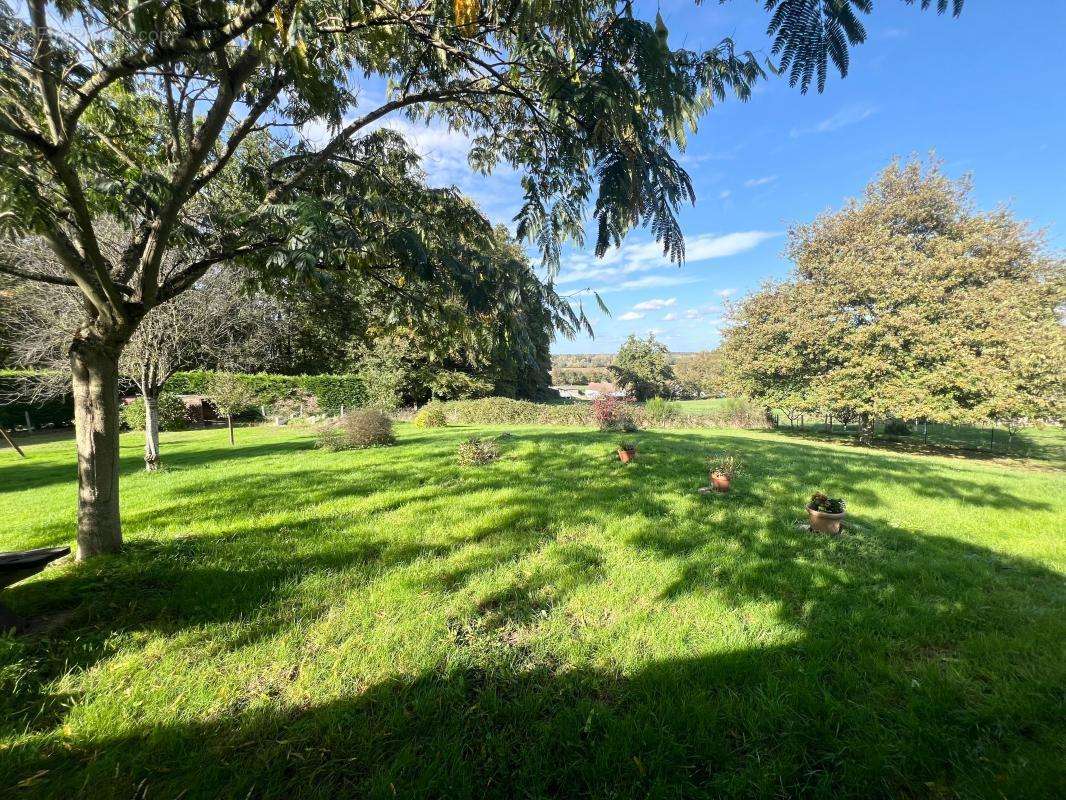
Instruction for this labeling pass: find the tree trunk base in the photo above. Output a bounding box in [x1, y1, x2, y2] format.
[71, 332, 126, 560]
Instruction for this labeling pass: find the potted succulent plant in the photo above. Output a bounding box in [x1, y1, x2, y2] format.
[707, 453, 742, 492]
[806, 492, 846, 533]
[617, 440, 637, 463]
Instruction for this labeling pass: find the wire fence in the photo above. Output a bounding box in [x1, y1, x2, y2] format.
[773, 414, 1065, 462]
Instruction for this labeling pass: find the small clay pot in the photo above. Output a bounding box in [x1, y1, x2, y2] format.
[807, 506, 845, 534]
[710, 472, 731, 492]
[618, 448, 635, 463]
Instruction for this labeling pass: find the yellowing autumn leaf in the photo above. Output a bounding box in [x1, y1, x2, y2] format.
[454, 0, 478, 29]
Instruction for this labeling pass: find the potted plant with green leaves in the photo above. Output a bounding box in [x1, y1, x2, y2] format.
[617, 440, 637, 463]
[807, 493, 846, 533]
[707, 453, 742, 492]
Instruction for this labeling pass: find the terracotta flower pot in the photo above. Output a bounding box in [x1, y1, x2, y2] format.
[807, 506, 845, 534]
[710, 471, 731, 492]
[618, 448, 635, 463]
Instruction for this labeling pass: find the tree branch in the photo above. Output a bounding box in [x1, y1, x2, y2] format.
[62, 0, 281, 138]
[138, 46, 262, 307]
[26, 0, 65, 143]
[0, 261, 77, 286]
[187, 70, 284, 197]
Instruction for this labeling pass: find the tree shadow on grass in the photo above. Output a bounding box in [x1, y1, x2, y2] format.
[2, 531, 1063, 799]
[0, 434, 314, 494]
[766, 424, 1066, 470]
[1, 427, 1063, 798]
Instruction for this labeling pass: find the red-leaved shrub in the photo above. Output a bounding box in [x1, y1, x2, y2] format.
[591, 395, 636, 431]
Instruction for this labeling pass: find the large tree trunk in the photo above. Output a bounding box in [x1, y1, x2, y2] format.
[143, 389, 161, 471]
[71, 335, 125, 560]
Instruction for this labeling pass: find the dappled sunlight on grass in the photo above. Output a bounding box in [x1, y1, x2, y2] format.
[0, 424, 1063, 798]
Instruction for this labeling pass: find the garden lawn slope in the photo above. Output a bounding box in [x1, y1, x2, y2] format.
[1, 425, 1064, 799]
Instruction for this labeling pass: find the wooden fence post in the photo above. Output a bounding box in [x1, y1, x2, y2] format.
[0, 427, 26, 458]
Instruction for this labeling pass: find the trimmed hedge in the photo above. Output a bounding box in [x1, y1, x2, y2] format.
[1, 369, 365, 429]
[168, 371, 365, 414]
[121, 394, 192, 432]
[0, 370, 74, 429]
[443, 397, 594, 427]
[433, 396, 769, 430]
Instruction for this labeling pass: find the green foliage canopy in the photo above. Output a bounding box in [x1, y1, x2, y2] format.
[611, 334, 675, 401]
[722, 158, 1066, 426]
[0, 0, 966, 335]
[673, 350, 726, 398]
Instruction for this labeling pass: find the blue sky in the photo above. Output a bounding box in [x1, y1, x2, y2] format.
[312, 1, 1066, 354]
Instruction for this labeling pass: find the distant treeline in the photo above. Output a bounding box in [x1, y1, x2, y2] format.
[552, 352, 694, 371]
[550, 367, 613, 385]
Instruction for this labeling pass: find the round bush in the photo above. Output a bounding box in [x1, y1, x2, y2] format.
[314, 423, 348, 451]
[121, 394, 191, 431]
[456, 436, 500, 466]
[643, 397, 678, 426]
[315, 409, 395, 451]
[883, 418, 913, 436]
[412, 402, 448, 428]
[592, 396, 637, 432]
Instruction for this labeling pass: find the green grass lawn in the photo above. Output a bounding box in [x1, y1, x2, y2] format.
[673, 397, 732, 414]
[1, 424, 1064, 799]
[672, 399, 1066, 465]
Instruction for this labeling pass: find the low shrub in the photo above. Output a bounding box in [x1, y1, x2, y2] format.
[457, 436, 501, 466]
[883, 418, 912, 436]
[314, 424, 350, 452]
[444, 397, 593, 427]
[315, 409, 395, 451]
[121, 394, 192, 431]
[643, 397, 678, 425]
[718, 397, 767, 428]
[416, 397, 769, 431]
[592, 396, 637, 432]
[412, 401, 448, 428]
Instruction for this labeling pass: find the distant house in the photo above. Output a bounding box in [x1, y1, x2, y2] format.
[120, 393, 219, 423]
[555, 387, 585, 399]
[179, 395, 218, 423]
[586, 381, 625, 399]
[552, 380, 625, 400]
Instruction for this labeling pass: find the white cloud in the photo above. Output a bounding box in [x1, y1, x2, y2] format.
[685, 232, 778, 261]
[679, 301, 728, 324]
[633, 297, 676, 310]
[718, 189, 732, 199]
[716, 288, 736, 299]
[790, 104, 878, 138]
[662, 312, 679, 322]
[557, 230, 778, 286]
[744, 175, 777, 188]
[618, 311, 645, 321]
[647, 328, 666, 336]
[593, 275, 703, 294]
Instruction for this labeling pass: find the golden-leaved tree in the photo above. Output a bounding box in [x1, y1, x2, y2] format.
[722, 158, 1066, 442]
